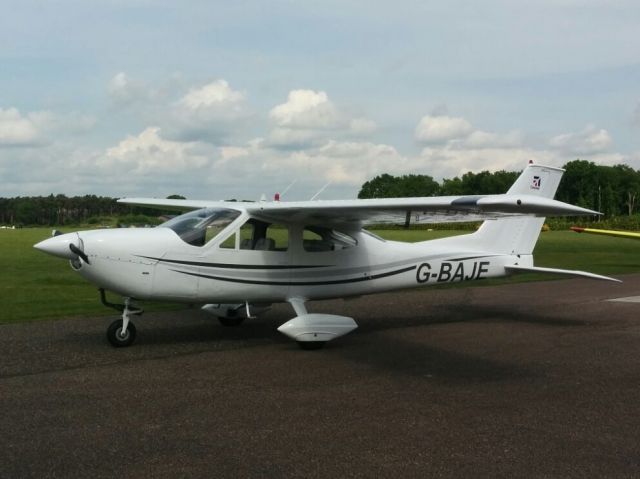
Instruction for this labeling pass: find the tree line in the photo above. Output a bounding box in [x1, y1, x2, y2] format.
[0, 195, 168, 227]
[1, 160, 639, 226]
[358, 160, 640, 217]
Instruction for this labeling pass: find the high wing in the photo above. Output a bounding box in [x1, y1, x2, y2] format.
[571, 226, 640, 240]
[119, 194, 599, 227]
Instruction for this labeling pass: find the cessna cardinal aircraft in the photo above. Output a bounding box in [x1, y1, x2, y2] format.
[34, 163, 619, 349]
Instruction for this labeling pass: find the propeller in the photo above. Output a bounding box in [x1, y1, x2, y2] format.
[69, 242, 91, 265]
[68, 232, 91, 266]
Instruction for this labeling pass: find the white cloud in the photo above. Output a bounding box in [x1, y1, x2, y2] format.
[419, 145, 556, 180]
[165, 79, 249, 143]
[267, 89, 376, 148]
[219, 146, 250, 162]
[107, 72, 151, 106]
[106, 75, 249, 144]
[458, 130, 524, 149]
[99, 127, 211, 174]
[410, 113, 536, 178]
[0, 107, 54, 147]
[549, 125, 612, 155]
[214, 138, 407, 187]
[269, 90, 339, 129]
[297, 140, 405, 184]
[179, 80, 245, 110]
[415, 115, 474, 143]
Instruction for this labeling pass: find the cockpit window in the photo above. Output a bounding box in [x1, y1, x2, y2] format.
[159, 208, 241, 247]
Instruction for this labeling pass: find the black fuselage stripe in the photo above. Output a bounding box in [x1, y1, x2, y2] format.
[447, 255, 497, 261]
[137, 255, 329, 270]
[171, 265, 417, 286]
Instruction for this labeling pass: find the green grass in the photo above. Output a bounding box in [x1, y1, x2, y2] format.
[2, 227, 639, 324]
[1, 228, 181, 323]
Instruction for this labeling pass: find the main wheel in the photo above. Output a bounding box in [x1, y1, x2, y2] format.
[218, 316, 245, 327]
[297, 341, 326, 350]
[107, 319, 137, 347]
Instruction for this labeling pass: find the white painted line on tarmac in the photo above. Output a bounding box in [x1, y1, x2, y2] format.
[607, 296, 640, 303]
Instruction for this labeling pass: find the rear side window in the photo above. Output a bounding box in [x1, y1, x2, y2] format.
[303, 226, 357, 252]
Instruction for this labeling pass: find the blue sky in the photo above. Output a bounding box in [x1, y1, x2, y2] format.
[1, 0, 639, 200]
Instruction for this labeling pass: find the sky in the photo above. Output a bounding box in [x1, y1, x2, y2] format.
[1, 0, 639, 200]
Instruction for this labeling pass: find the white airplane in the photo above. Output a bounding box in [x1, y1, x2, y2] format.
[34, 164, 619, 349]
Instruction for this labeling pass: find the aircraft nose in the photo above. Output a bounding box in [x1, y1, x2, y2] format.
[34, 233, 80, 260]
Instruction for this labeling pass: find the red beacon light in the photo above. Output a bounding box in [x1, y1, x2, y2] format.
[274, 193, 280, 201]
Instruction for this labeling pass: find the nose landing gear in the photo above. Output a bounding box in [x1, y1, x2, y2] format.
[101, 290, 143, 347]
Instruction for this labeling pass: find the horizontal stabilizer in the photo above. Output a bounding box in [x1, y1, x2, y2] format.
[505, 265, 621, 282]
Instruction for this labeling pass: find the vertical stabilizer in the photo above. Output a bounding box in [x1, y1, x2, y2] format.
[473, 164, 564, 255]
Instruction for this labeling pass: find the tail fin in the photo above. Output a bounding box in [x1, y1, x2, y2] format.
[473, 164, 564, 255]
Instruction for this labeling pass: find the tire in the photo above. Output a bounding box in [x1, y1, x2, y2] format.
[297, 341, 326, 351]
[218, 316, 245, 327]
[107, 319, 137, 347]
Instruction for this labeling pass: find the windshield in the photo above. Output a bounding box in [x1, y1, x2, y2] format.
[159, 208, 241, 246]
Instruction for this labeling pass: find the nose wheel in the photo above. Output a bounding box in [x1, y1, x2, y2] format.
[105, 297, 142, 347]
[107, 319, 137, 347]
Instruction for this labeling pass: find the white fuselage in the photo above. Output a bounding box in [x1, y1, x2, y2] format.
[66, 220, 524, 304]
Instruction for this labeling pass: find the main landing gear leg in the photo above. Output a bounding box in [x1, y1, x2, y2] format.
[106, 296, 142, 347]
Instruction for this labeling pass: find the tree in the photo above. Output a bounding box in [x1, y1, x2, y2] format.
[556, 160, 599, 210]
[358, 174, 439, 199]
[612, 164, 640, 216]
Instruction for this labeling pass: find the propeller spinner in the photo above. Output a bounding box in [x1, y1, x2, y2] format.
[34, 232, 90, 265]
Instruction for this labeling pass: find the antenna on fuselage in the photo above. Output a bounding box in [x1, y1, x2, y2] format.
[310, 181, 332, 201]
[280, 180, 297, 198]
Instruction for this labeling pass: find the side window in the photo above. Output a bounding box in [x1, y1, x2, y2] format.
[265, 224, 288, 251]
[303, 228, 332, 252]
[303, 227, 357, 252]
[237, 219, 288, 252]
[239, 222, 254, 250]
[219, 232, 236, 249]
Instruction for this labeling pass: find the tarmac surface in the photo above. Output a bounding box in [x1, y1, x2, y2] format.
[2, 275, 640, 478]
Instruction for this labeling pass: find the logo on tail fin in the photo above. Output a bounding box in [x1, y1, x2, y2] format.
[531, 176, 541, 190]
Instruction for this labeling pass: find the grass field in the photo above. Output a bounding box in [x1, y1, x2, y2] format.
[1, 227, 639, 324]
